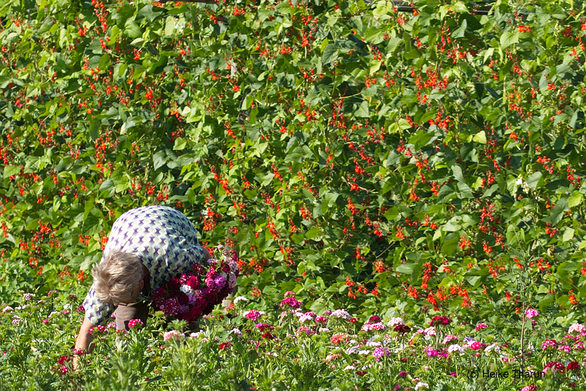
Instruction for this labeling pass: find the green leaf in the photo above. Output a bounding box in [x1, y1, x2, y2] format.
[526, 172, 542, 190]
[322, 43, 338, 65]
[164, 16, 176, 36]
[451, 165, 465, 183]
[452, 19, 467, 38]
[472, 131, 486, 144]
[3, 165, 20, 178]
[323, 191, 339, 208]
[568, 191, 583, 208]
[396, 263, 415, 274]
[124, 19, 142, 39]
[562, 227, 575, 242]
[153, 151, 167, 171]
[500, 30, 519, 49]
[544, 198, 568, 225]
[305, 227, 323, 240]
[441, 233, 459, 255]
[355, 100, 369, 117]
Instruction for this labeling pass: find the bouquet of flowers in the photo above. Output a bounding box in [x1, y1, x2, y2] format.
[152, 246, 239, 324]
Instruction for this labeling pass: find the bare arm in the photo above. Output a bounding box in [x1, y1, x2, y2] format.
[73, 317, 95, 370]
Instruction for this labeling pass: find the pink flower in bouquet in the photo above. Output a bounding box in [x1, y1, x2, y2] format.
[161, 297, 181, 317]
[475, 323, 488, 330]
[521, 385, 537, 391]
[186, 275, 199, 290]
[525, 308, 539, 319]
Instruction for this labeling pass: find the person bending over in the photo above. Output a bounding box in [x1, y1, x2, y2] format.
[74, 206, 210, 367]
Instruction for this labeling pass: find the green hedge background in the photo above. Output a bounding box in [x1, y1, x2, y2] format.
[0, 0, 585, 323]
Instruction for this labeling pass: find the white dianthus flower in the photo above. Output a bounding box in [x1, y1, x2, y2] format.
[179, 284, 194, 295]
[233, 296, 248, 304]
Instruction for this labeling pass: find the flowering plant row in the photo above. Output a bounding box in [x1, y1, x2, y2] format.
[152, 246, 238, 323]
[3, 289, 584, 390]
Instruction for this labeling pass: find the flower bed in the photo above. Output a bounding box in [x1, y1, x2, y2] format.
[1, 290, 584, 390]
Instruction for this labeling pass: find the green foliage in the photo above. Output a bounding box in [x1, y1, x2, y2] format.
[0, 0, 584, 342]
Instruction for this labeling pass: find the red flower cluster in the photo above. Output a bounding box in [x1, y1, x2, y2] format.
[152, 247, 239, 324]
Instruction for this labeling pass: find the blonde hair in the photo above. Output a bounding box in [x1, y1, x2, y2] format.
[92, 251, 143, 306]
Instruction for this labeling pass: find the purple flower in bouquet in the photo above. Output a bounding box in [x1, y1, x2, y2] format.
[152, 249, 239, 324]
[214, 273, 227, 291]
[161, 297, 181, 317]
